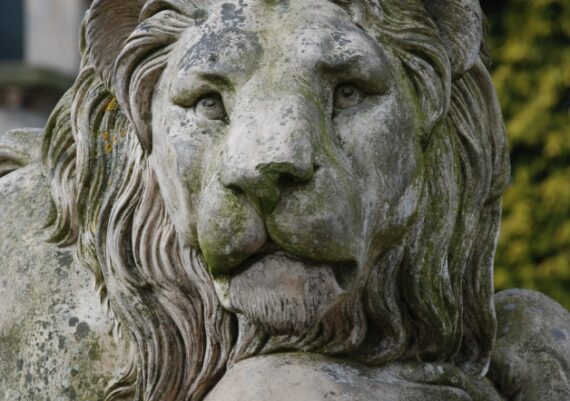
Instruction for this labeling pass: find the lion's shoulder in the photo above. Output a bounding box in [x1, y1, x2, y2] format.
[490, 289, 570, 401]
[0, 151, 129, 400]
[0, 128, 43, 178]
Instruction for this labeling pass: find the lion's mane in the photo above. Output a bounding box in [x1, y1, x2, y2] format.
[43, 1, 509, 400]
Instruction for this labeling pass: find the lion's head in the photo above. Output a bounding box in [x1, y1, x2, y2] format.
[42, 0, 510, 400]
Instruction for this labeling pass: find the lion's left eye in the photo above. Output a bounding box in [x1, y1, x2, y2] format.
[333, 84, 366, 113]
[195, 93, 227, 121]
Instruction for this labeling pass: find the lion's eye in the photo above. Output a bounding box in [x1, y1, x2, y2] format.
[195, 93, 227, 121]
[333, 84, 365, 113]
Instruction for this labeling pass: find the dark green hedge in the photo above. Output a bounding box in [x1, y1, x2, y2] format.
[482, 0, 570, 308]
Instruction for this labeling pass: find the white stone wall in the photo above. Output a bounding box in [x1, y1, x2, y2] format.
[24, 0, 89, 75]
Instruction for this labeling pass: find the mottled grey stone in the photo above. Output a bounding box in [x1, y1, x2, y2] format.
[206, 353, 504, 401]
[0, 129, 128, 401]
[490, 289, 570, 400]
[1, 1, 569, 401]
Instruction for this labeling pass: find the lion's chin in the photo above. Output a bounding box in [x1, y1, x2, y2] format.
[212, 251, 355, 335]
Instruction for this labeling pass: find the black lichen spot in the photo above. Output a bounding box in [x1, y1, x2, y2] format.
[55, 251, 73, 268]
[192, 9, 208, 24]
[282, 106, 294, 118]
[17, 359, 23, 372]
[58, 335, 66, 350]
[551, 327, 567, 341]
[332, 31, 351, 46]
[74, 322, 91, 340]
[208, 52, 218, 63]
[181, 28, 245, 71]
[221, 3, 246, 24]
[64, 386, 78, 401]
[69, 317, 79, 327]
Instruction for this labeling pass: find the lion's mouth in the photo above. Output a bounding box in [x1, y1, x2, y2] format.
[226, 240, 358, 291]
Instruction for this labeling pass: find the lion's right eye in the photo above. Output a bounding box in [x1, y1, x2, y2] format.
[194, 93, 227, 121]
[333, 83, 366, 116]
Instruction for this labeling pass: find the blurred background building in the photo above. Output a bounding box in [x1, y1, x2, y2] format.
[0, 0, 91, 134]
[0, 0, 569, 307]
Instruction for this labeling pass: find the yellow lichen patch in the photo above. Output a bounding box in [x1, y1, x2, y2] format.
[101, 127, 128, 150]
[101, 131, 120, 153]
[105, 97, 119, 113]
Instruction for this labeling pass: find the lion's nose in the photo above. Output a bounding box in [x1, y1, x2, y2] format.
[221, 159, 315, 215]
[220, 99, 317, 215]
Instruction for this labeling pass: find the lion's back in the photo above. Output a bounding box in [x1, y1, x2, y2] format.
[0, 129, 128, 401]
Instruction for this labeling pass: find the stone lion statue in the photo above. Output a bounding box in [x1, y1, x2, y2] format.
[1, 0, 569, 400]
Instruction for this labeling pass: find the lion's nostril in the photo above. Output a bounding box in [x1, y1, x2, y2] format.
[277, 172, 302, 188]
[226, 183, 245, 195]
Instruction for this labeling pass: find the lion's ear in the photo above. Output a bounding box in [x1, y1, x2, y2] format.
[86, 0, 145, 90]
[425, 0, 483, 78]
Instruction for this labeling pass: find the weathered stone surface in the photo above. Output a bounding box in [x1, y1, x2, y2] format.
[490, 289, 570, 400]
[206, 353, 504, 401]
[1, 1, 569, 401]
[0, 129, 128, 401]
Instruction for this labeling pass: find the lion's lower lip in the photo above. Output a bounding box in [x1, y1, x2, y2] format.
[228, 246, 357, 290]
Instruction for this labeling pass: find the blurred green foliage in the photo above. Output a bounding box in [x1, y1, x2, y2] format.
[481, 0, 570, 308]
